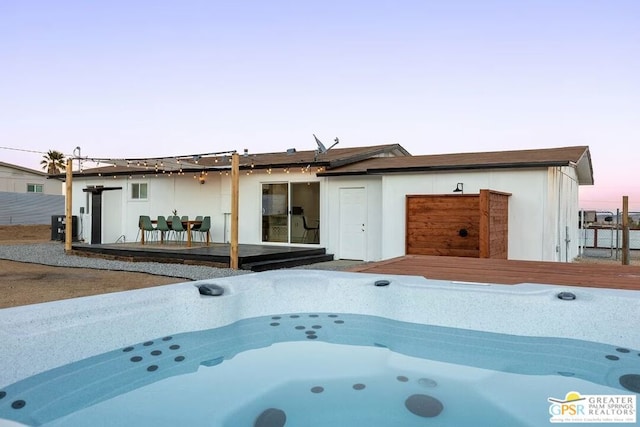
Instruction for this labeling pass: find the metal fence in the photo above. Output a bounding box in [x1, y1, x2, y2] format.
[0, 191, 65, 225]
[578, 210, 640, 259]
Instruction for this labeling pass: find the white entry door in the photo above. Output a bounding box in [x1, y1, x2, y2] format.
[339, 187, 367, 260]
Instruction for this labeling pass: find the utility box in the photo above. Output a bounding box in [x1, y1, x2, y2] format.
[51, 215, 79, 242]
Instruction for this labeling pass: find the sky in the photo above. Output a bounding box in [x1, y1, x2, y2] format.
[1, 1, 639, 211]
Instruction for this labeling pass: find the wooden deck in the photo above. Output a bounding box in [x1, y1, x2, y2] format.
[348, 255, 640, 291]
[71, 242, 333, 271]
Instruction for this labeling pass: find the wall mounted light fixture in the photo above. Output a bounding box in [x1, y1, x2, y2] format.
[453, 183, 464, 194]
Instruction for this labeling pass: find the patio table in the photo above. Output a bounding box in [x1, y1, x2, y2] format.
[140, 219, 205, 247]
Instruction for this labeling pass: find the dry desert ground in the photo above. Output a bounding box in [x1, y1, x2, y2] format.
[0, 224, 184, 308]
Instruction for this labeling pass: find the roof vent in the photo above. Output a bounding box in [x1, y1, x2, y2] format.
[287, 148, 296, 154]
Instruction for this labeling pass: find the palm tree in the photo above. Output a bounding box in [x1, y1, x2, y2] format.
[41, 150, 67, 174]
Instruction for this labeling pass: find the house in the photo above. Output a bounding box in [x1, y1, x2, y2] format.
[63, 144, 593, 263]
[0, 161, 62, 195]
[0, 161, 65, 225]
[319, 146, 592, 262]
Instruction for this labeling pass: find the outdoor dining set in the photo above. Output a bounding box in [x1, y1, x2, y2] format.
[138, 215, 211, 247]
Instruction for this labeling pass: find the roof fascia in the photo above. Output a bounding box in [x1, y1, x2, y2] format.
[319, 161, 573, 177]
[573, 149, 594, 185]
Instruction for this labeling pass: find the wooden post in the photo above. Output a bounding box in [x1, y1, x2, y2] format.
[478, 189, 489, 258]
[230, 152, 239, 269]
[622, 196, 629, 265]
[65, 158, 73, 252]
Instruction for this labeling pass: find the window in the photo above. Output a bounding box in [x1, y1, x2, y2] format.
[131, 182, 148, 200]
[27, 183, 43, 193]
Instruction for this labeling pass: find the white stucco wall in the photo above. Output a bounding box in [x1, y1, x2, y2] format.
[546, 166, 580, 262]
[71, 174, 228, 244]
[564, 167, 580, 261]
[69, 164, 581, 262]
[71, 170, 325, 245]
[379, 168, 569, 262]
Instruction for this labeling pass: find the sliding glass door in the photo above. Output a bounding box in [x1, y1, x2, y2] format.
[261, 182, 320, 244]
[290, 182, 320, 244]
[261, 183, 289, 243]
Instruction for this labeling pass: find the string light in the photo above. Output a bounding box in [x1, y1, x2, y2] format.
[71, 150, 332, 180]
[83, 165, 325, 180]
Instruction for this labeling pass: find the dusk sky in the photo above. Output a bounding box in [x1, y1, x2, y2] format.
[1, 1, 638, 210]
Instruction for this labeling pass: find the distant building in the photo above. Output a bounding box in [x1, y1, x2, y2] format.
[0, 161, 63, 195]
[0, 161, 64, 225]
[580, 210, 640, 227]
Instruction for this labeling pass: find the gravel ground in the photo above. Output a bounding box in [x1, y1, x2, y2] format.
[0, 242, 365, 281]
[0, 226, 369, 308]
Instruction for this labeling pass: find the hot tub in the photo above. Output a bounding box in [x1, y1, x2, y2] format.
[1, 270, 639, 426]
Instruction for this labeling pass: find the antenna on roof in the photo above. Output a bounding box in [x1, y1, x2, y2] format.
[313, 134, 339, 155]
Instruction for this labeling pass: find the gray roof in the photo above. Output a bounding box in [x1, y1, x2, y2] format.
[64, 144, 594, 185]
[0, 161, 48, 176]
[64, 144, 411, 177]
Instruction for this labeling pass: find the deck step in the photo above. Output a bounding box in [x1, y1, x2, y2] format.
[242, 254, 334, 272]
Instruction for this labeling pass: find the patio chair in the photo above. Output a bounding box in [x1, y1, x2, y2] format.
[192, 216, 211, 243]
[155, 216, 171, 243]
[190, 215, 204, 231]
[302, 216, 319, 243]
[138, 215, 157, 243]
[169, 215, 186, 243]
